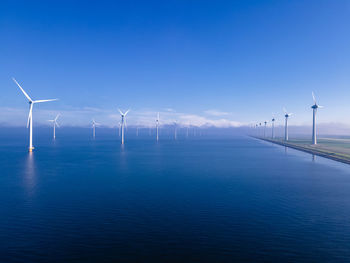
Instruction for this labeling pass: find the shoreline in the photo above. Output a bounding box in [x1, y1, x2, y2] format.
[254, 137, 350, 165]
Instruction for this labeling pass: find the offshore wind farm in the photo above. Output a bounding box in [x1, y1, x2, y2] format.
[1, 1, 350, 262]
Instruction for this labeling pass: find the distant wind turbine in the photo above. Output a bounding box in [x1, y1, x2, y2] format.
[259, 122, 262, 137]
[92, 119, 100, 139]
[13, 78, 58, 151]
[118, 109, 130, 144]
[174, 121, 177, 140]
[48, 114, 60, 139]
[283, 107, 293, 141]
[264, 121, 267, 137]
[156, 112, 159, 141]
[271, 116, 276, 139]
[311, 92, 323, 145]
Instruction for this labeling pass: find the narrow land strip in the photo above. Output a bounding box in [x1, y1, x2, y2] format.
[255, 137, 350, 165]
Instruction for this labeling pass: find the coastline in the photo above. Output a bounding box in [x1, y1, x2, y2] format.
[254, 137, 350, 165]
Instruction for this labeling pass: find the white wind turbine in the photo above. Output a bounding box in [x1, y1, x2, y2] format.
[259, 122, 262, 137]
[283, 107, 293, 141]
[174, 121, 178, 140]
[118, 109, 130, 144]
[271, 115, 276, 139]
[264, 121, 268, 137]
[311, 92, 323, 145]
[13, 78, 58, 151]
[48, 114, 60, 139]
[92, 119, 100, 139]
[156, 112, 160, 141]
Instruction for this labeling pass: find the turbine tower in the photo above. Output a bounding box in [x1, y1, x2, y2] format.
[13, 78, 58, 151]
[92, 119, 100, 139]
[311, 92, 323, 145]
[174, 121, 177, 140]
[48, 114, 60, 139]
[264, 121, 267, 137]
[259, 123, 262, 137]
[271, 116, 275, 139]
[156, 112, 159, 141]
[283, 107, 293, 141]
[118, 109, 130, 144]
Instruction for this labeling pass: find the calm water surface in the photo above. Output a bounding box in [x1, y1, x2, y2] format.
[1, 131, 350, 262]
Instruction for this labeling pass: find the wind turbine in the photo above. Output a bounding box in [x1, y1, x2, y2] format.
[311, 92, 323, 145]
[283, 107, 293, 141]
[48, 114, 60, 139]
[264, 121, 267, 137]
[156, 112, 159, 141]
[118, 122, 121, 137]
[92, 119, 100, 139]
[174, 121, 177, 140]
[259, 123, 262, 137]
[271, 116, 276, 139]
[13, 78, 58, 151]
[118, 109, 130, 144]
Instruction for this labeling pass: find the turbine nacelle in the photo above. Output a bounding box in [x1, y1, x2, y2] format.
[118, 109, 130, 117]
[48, 114, 60, 127]
[283, 107, 293, 118]
[92, 119, 100, 127]
[311, 92, 324, 109]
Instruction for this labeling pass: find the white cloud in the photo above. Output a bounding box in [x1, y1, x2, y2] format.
[0, 106, 244, 128]
[204, 109, 230, 116]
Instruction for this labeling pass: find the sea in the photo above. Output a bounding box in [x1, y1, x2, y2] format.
[1, 128, 350, 262]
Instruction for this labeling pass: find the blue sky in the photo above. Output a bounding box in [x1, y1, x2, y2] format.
[0, 0, 349, 127]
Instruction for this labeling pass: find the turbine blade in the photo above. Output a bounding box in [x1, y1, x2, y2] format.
[55, 121, 60, 128]
[55, 114, 60, 121]
[283, 107, 287, 114]
[318, 105, 324, 108]
[125, 109, 130, 116]
[27, 104, 33, 128]
[312, 91, 316, 104]
[33, 99, 58, 103]
[12, 78, 33, 102]
[118, 109, 123, 115]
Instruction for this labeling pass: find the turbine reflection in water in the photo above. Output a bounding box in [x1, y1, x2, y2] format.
[24, 152, 36, 195]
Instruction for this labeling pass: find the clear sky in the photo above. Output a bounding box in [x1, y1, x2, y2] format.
[1, 0, 349, 128]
